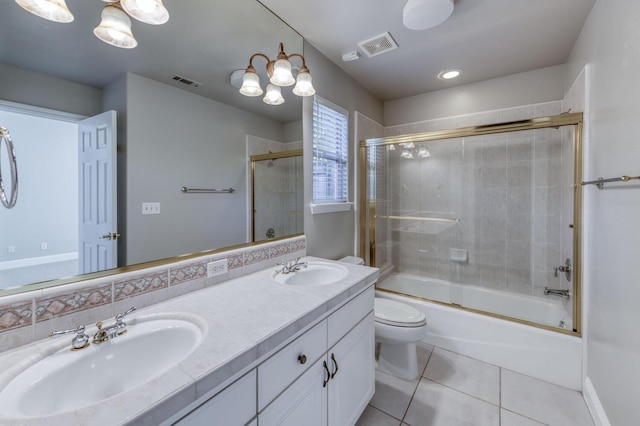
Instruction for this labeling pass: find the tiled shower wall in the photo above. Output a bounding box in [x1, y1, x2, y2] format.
[376, 101, 577, 297]
[0, 235, 306, 352]
[248, 136, 303, 240]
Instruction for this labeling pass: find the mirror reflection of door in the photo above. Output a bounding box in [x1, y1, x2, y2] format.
[251, 150, 303, 242]
[0, 102, 117, 288]
[78, 111, 117, 274]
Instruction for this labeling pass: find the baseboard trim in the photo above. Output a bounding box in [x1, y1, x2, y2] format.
[583, 376, 611, 426]
[0, 252, 78, 270]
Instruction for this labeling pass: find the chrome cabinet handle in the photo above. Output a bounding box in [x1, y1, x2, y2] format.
[0, 127, 18, 209]
[330, 353, 339, 379]
[322, 360, 330, 388]
[298, 354, 307, 365]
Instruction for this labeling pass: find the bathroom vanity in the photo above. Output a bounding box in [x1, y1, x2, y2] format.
[0, 257, 379, 425]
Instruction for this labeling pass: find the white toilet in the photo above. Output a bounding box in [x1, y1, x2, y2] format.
[374, 298, 427, 380]
[338, 256, 427, 381]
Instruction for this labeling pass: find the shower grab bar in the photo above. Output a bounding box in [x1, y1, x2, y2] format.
[582, 175, 640, 189]
[181, 186, 235, 194]
[0, 127, 18, 209]
[375, 215, 460, 223]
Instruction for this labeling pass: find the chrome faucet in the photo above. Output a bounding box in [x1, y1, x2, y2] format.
[276, 258, 308, 274]
[544, 287, 570, 298]
[50, 325, 90, 351]
[553, 258, 572, 282]
[93, 307, 136, 343]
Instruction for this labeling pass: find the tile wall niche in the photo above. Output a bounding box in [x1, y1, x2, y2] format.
[377, 101, 579, 297]
[0, 236, 306, 353]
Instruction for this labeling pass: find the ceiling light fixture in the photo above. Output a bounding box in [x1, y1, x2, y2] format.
[403, 0, 454, 31]
[438, 69, 461, 80]
[15, 0, 74, 23]
[239, 42, 315, 105]
[14, 0, 169, 49]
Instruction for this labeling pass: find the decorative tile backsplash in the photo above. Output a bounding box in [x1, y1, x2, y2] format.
[0, 236, 306, 352]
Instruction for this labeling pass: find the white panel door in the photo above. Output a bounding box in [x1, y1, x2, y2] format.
[78, 111, 117, 274]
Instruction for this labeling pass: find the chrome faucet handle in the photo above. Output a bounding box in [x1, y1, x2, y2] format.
[50, 325, 90, 351]
[114, 307, 136, 335]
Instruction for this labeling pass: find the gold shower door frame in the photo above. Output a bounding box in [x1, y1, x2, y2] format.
[250, 149, 303, 242]
[358, 113, 583, 336]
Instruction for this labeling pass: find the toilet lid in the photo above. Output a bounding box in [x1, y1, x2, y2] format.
[374, 298, 426, 327]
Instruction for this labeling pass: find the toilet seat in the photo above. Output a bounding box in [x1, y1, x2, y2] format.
[374, 298, 426, 327]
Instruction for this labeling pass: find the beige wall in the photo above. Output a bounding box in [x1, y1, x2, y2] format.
[384, 65, 566, 127]
[302, 42, 384, 260]
[565, 0, 640, 424]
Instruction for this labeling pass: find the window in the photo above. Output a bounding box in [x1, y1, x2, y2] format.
[312, 97, 351, 213]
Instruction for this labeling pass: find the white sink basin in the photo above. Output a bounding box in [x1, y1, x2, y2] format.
[272, 261, 349, 286]
[0, 313, 206, 418]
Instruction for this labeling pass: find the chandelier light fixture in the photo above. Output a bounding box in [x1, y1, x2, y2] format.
[14, 0, 169, 49]
[239, 42, 316, 105]
[395, 142, 431, 159]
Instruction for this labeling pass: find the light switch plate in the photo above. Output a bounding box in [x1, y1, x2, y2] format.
[142, 202, 161, 215]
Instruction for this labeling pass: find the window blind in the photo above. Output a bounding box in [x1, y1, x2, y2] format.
[312, 97, 349, 203]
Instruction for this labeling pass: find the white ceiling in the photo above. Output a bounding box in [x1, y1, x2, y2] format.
[260, 0, 596, 100]
[0, 1, 596, 123]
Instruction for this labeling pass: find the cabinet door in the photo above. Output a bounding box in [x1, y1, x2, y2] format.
[327, 313, 375, 426]
[259, 357, 328, 426]
[175, 370, 256, 426]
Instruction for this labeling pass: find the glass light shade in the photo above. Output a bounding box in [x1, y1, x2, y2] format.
[418, 147, 431, 157]
[388, 144, 396, 151]
[263, 84, 285, 105]
[270, 59, 295, 86]
[15, 0, 74, 23]
[121, 0, 169, 25]
[401, 149, 414, 159]
[400, 142, 415, 149]
[403, 0, 454, 31]
[292, 70, 316, 97]
[93, 5, 138, 49]
[239, 71, 263, 97]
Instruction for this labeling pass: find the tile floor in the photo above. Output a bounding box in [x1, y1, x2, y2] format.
[356, 345, 595, 426]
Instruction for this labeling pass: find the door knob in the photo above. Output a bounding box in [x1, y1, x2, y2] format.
[100, 233, 121, 241]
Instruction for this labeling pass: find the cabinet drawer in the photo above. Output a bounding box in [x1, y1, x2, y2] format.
[176, 370, 256, 426]
[328, 286, 374, 348]
[258, 319, 328, 410]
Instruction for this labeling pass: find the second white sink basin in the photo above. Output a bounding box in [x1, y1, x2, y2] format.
[0, 313, 206, 418]
[272, 261, 349, 286]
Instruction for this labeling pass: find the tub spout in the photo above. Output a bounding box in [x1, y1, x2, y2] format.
[544, 286, 570, 298]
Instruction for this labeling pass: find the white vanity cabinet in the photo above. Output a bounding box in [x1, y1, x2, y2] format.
[172, 286, 374, 426]
[174, 370, 257, 426]
[259, 287, 375, 426]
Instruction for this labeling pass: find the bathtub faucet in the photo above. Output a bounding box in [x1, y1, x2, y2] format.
[544, 287, 570, 298]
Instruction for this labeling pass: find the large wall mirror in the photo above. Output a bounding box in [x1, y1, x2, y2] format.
[0, 1, 303, 295]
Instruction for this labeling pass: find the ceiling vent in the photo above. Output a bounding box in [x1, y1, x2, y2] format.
[357, 32, 398, 58]
[172, 75, 202, 88]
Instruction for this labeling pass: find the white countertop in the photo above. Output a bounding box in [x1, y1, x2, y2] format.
[0, 257, 379, 425]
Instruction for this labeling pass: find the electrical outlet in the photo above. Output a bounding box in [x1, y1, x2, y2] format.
[41, 243, 48, 250]
[207, 259, 228, 277]
[7, 245, 15, 253]
[142, 202, 161, 215]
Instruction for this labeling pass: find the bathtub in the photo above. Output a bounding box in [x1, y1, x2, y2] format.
[376, 272, 582, 390]
[377, 272, 573, 329]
